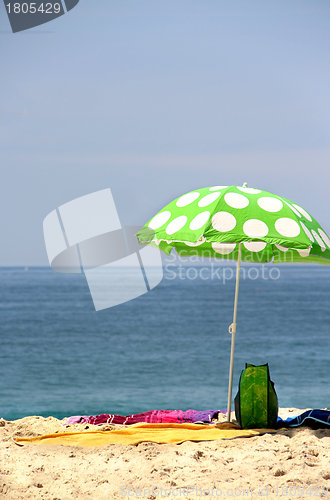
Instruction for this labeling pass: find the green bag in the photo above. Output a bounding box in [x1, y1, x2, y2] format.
[234, 363, 278, 429]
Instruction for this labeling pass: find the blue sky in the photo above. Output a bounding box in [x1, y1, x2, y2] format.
[1, 0, 330, 265]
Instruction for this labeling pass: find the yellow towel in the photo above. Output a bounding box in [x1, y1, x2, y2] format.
[14, 422, 276, 447]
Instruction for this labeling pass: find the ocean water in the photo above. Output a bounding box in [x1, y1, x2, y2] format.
[0, 264, 329, 421]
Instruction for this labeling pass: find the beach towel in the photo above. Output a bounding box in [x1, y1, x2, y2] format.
[277, 409, 330, 428]
[63, 409, 223, 426]
[14, 422, 276, 447]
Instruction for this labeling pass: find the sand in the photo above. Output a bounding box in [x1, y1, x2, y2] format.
[1, 408, 329, 500]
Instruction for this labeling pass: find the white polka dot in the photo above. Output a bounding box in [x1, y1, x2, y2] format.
[275, 218, 301, 238]
[292, 204, 312, 222]
[209, 185, 228, 191]
[224, 192, 249, 209]
[296, 248, 311, 258]
[237, 186, 261, 194]
[300, 222, 314, 242]
[318, 229, 330, 248]
[166, 216, 187, 235]
[148, 211, 171, 229]
[189, 211, 210, 230]
[257, 197, 283, 213]
[312, 230, 326, 251]
[185, 236, 206, 247]
[212, 212, 237, 232]
[243, 219, 269, 238]
[198, 192, 221, 207]
[176, 192, 200, 207]
[284, 201, 302, 218]
[212, 242, 236, 255]
[275, 244, 289, 252]
[243, 241, 267, 252]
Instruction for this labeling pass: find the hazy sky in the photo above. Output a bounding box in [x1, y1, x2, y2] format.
[1, 0, 330, 265]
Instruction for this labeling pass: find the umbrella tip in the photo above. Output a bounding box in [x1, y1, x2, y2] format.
[242, 182, 248, 187]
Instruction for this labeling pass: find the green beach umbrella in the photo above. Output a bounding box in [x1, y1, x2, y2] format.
[137, 184, 330, 421]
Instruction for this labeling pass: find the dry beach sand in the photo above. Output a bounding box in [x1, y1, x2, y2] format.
[1, 408, 330, 500]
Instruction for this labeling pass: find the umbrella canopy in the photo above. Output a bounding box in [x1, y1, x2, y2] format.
[137, 184, 330, 420]
[137, 184, 330, 264]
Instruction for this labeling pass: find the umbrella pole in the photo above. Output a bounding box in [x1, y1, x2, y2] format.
[226, 242, 242, 422]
